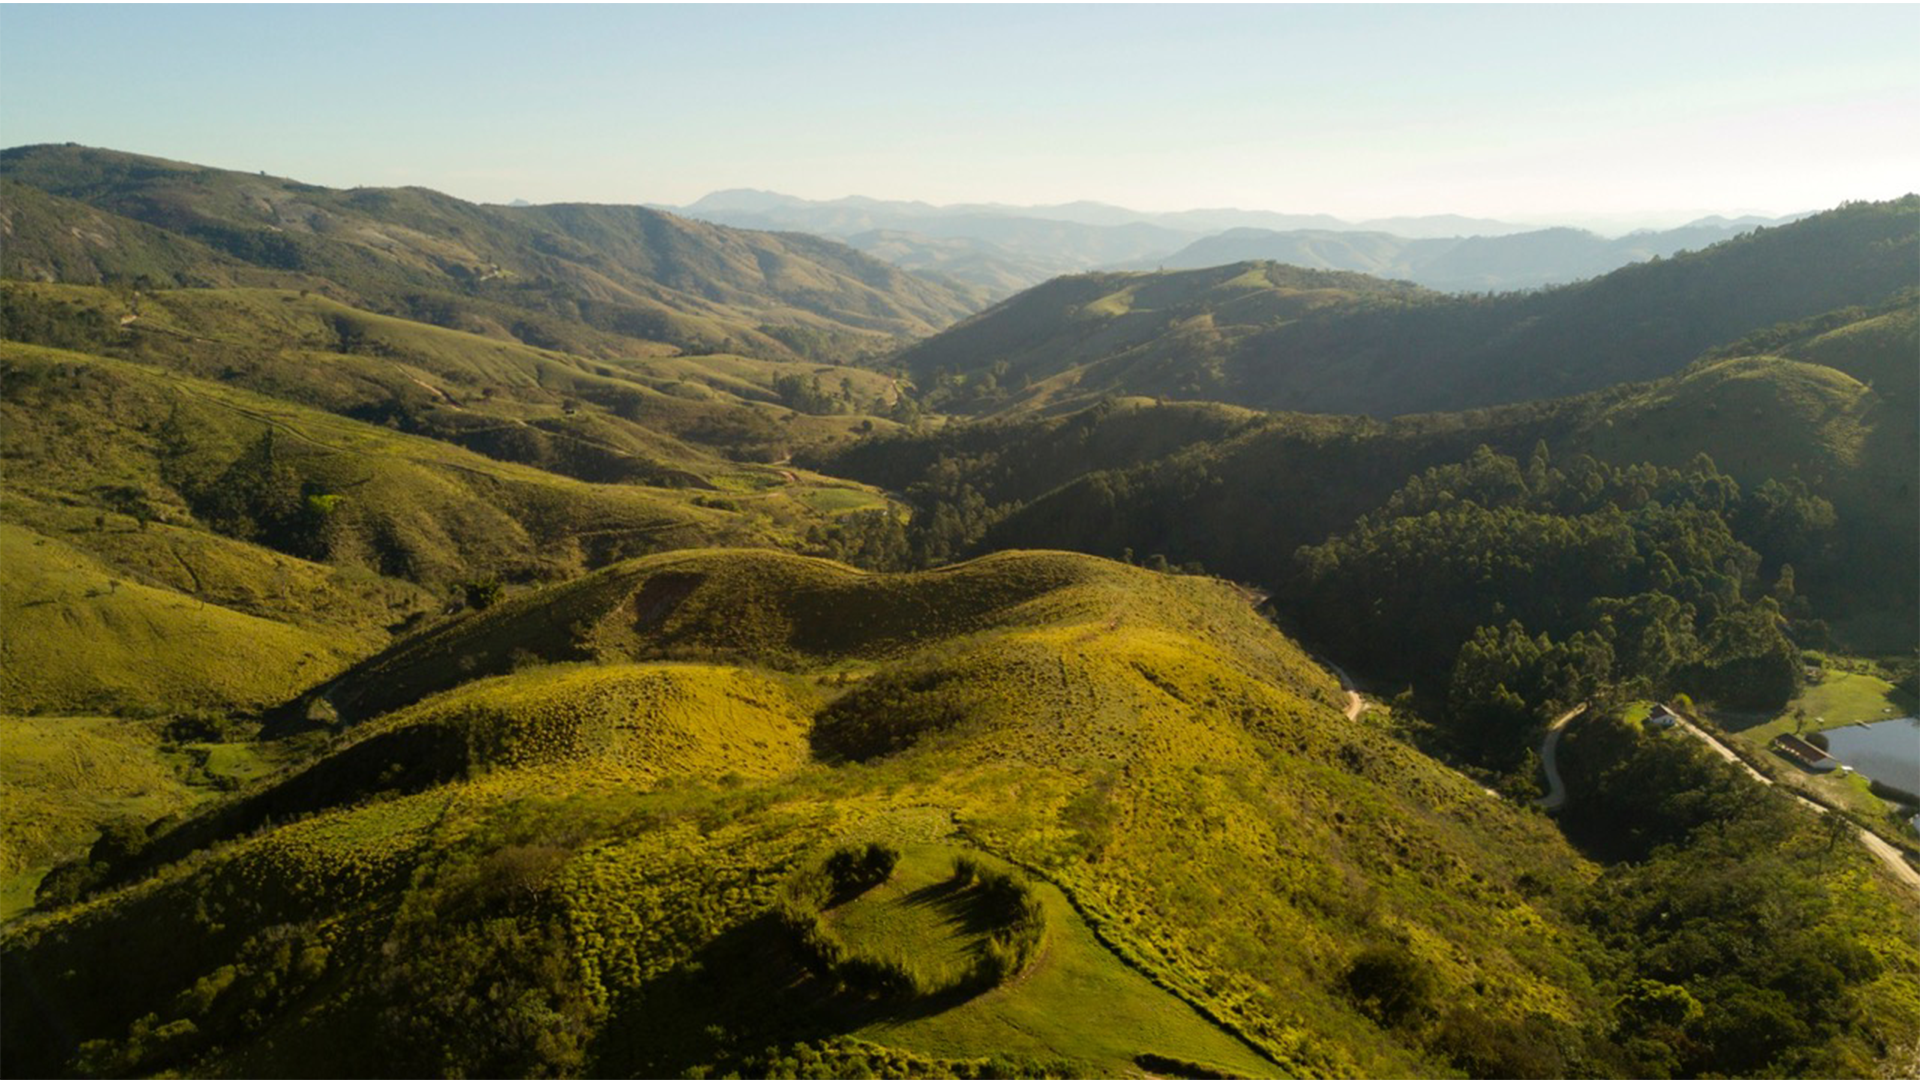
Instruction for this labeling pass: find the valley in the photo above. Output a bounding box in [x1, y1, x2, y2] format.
[2, 145, 1916, 1080]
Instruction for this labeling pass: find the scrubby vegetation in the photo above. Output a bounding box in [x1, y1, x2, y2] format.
[1557, 712, 1920, 1078]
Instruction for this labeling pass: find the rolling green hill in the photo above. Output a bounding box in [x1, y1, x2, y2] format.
[825, 297, 1918, 654]
[0, 523, 375, 717]
[0, 550, 1592, 1077]
[0, 340, 776, 586]
[0, 333, 901, 717]
[2, 280, 911, 475]
[9, 549, 1913, 1078]
[895, 197, 1917, 418]
[0, 179, 274, 290]
[1, 144, 985, 364]
[897, 261, 1427, 413]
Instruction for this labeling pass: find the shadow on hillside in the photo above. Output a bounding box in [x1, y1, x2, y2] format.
[899, 876, 1002, 938]
[588, 911, 991, 1076]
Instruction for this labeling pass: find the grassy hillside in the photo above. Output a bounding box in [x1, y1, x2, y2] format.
[2, 280, 912, 474]
[2, 548, 1713, 1079]
[0, 180, 276, 290]
[0, 339, 789, 588]
[0, 332, 899, 715]
[896, 261, 1425, 413]
[1, 144, 983, 364]
[0, 716, 201, 915]
[895, 197, 1918, 418]
[0, 523, 373, 716]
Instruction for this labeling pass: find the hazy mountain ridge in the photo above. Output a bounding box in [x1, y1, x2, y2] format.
[1, 145, 987, 364]
[663, 190, 1534, 298]
[893, 195, 1918, 419]
[674, 188, 1533, 238]
[1143, 217, 1813, 292]
[665, 189, 1808, 297]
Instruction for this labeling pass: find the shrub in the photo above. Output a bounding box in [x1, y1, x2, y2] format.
[1343, 943, 1435, 1028]
[954, 858, 1045, 989]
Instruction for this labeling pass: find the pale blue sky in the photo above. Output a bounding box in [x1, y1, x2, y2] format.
[3, 5, 1915, 226]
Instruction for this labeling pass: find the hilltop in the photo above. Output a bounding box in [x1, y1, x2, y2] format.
[893, 196, 1918, 418]
[0, 550, 1672, 1076]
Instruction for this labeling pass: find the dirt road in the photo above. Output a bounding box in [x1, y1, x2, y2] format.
[1532, 704, 1589, 811]
[1321, 659, 1366, 720]
[1674, 717, 1920, 895]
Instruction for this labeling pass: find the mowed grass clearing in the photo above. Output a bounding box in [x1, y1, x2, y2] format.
[825, 844, 994, 990]
[1721, 670, 1908, 743]
[850, 847, 1277, 1078]
[1711, 669, 1919, 852]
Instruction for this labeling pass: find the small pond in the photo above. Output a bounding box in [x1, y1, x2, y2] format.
[1822, 717, 1920, 796]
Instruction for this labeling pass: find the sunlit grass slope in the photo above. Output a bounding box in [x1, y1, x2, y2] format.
[0, 340, 768, 587]
[314, 547, 1342, 725]
[3, 548, 1657, 1079]
[3, 281, 910, 470]
[0, 524, 366, 715]
[0, 716, 199, 911]
[837, 845, 1274, 1077]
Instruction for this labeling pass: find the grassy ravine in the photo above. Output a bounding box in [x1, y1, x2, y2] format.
[3, 549, 1653, 1079]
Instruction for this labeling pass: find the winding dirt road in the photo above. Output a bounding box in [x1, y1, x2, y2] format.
[1532, 704, 1589, 811]
[1321, 659, 1367, 720]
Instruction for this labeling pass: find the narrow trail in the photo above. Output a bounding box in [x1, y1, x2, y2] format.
[1532, 704, 1589, 811]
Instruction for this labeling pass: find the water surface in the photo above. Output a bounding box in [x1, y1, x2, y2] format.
[1822, 717, 1920, 795]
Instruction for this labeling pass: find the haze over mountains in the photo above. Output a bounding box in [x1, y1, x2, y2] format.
[3, 144, 1918, 1080]
[896, 197, 1916, 419]
[658, 188, 1811, 297]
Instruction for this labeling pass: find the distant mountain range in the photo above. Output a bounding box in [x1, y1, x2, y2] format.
[896, 195, 1917, 419]
[1134, 218, 1817, 292]
[1, 144, 987, 365]
[659, 189, 1810, 298]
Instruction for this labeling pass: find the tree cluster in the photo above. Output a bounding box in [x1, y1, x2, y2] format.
[1287, 445, 1809, 764]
